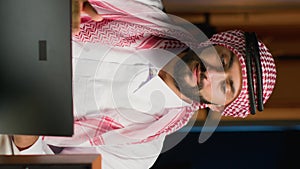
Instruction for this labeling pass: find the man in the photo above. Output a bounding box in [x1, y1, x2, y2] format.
[3, 0, 276, 169]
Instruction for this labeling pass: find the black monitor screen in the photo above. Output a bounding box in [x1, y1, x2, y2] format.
[0, 0, 73, 136]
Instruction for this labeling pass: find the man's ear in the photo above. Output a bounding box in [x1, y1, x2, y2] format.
[207, 104, 225, 112]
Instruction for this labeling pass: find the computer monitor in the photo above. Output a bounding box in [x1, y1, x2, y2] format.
[0, 0, 73, 136]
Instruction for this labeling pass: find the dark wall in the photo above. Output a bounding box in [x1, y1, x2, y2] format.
[151, 129, 300, 169]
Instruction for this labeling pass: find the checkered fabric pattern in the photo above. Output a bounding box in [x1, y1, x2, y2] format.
[207, 30, 277, 118]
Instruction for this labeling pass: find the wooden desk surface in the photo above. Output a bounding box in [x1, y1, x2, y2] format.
[0, 154, 101, 169]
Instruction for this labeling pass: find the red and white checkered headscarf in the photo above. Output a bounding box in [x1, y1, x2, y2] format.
[206, 29, 277, 118]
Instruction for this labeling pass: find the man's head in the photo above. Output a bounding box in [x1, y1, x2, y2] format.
[173, 30, 276, 117]
[173, 45, 242, 106]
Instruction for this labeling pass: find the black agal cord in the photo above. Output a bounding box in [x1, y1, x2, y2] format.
[245, 32, 264, 115]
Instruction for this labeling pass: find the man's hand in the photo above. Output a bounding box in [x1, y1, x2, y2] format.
[72, 0, 103, 35]
[13, 135, 39, 151]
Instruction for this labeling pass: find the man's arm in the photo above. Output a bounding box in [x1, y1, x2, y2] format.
[72, 0, 103, 35]
[13, 135, 39, 151]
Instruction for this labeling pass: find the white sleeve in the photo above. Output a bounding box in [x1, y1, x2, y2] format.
[0, 135, 13, 155]
[89, 0, 165, 18]
[132, 0, 164, 10]
[58, 136, 166, 169]
[95, 0, 164, 10]
[98, 136, 165, 169]
[13, 137, 54, 155]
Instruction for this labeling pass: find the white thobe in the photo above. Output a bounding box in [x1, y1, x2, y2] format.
[1, 42, 190, 169]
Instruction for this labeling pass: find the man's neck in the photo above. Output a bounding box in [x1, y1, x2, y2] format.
[158, 55, 192, 104]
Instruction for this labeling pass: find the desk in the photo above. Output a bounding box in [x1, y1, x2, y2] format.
[0, 154, 101, 169]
